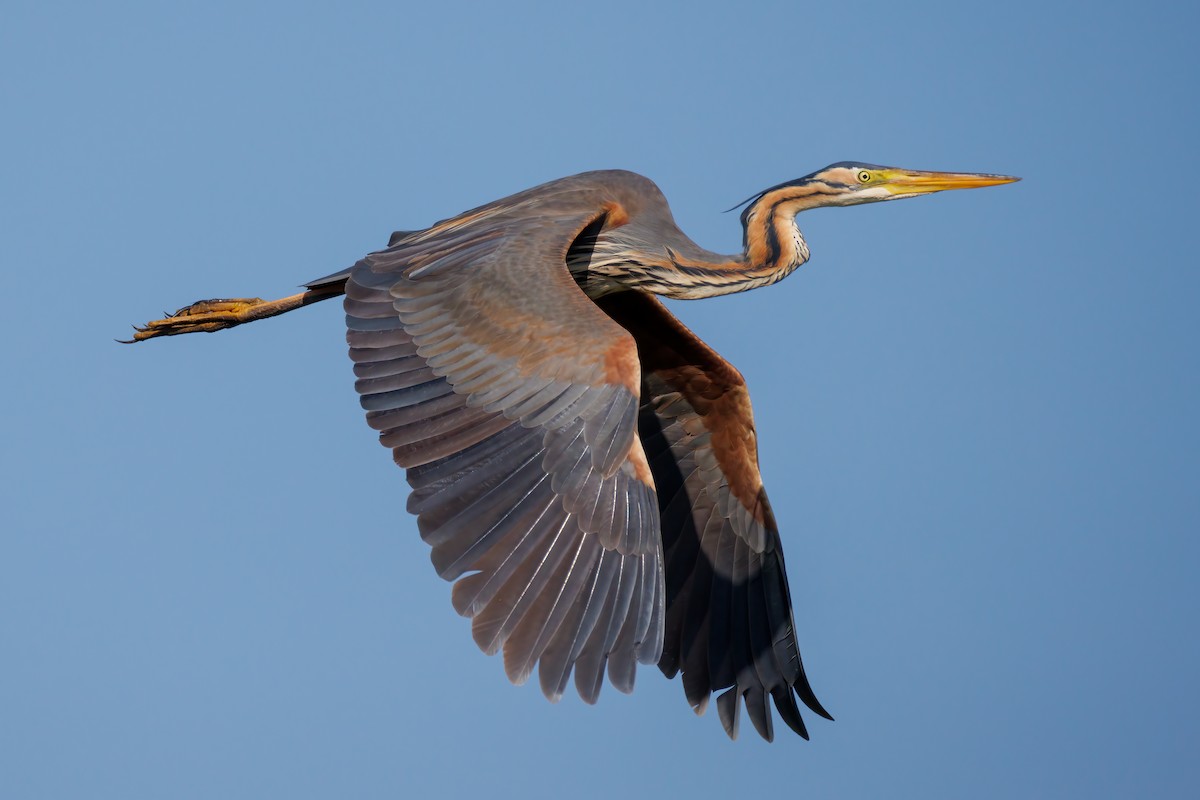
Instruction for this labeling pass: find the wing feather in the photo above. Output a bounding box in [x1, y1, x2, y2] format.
[537, 548, 621, 701]
[595, 290, 830, 741]
[342, 173, 669, 706]
[504, 533, 602, 684]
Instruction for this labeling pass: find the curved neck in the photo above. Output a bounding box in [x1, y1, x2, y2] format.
[644, 182, 839, 299]
[737, 186, 821, 281]
[573, 180, 841, 301]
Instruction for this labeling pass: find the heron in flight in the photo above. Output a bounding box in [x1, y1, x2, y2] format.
[127, 163, 1017, 740]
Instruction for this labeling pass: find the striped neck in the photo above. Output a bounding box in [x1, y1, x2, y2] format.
[635, 181, 840, 299]
[571, 179, 844, 301]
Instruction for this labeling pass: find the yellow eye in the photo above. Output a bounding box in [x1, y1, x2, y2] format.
[857, 170, 872, 183]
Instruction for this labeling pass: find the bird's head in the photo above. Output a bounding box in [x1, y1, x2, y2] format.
[735, 162, 1019, 225]
[796, 162, 1019, 206]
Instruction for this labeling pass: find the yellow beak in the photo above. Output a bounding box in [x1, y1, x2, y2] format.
[882, 169, 1020, 195]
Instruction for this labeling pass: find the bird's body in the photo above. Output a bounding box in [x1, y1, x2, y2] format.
[127, 163, 1017, 741]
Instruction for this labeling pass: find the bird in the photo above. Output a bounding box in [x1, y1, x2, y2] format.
[126, 162, 1018, 741]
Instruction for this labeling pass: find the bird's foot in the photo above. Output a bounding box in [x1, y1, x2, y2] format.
[121, 298, 268, 343]
[121, 284, 345, 344]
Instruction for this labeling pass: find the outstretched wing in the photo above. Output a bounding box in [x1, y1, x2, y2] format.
[345, 173, 665, 702]
[596, 291, 831, 741]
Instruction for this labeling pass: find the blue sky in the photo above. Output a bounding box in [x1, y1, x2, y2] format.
[3, 1, 1197, 797]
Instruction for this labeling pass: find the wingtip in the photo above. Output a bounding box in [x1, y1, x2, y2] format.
[716, 686, 740, 740]
[771, 686, 813, 739]
[802, 690, 835, 722]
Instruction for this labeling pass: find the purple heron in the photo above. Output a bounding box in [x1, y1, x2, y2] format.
[126, 163, 1017, 740]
